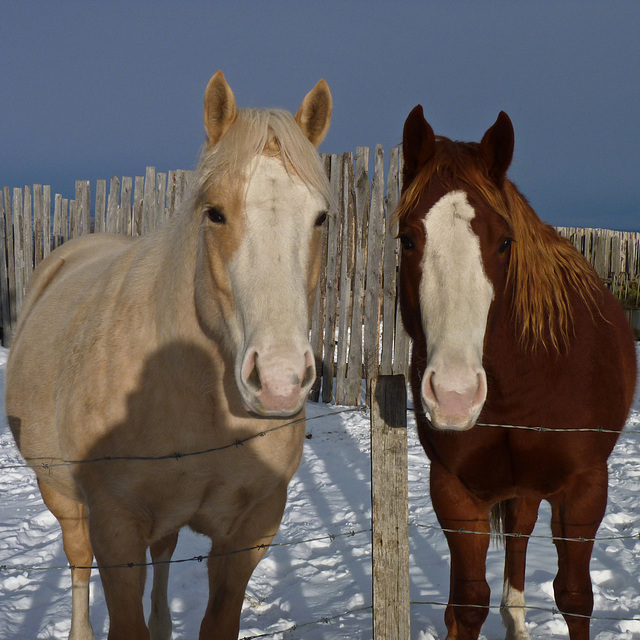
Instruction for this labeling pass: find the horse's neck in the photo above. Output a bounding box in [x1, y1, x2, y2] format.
[152, 215, 204, 340]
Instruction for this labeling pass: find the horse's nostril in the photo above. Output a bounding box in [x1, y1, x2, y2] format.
[301, 364, 315, 388]
[245, 362, 262, 393]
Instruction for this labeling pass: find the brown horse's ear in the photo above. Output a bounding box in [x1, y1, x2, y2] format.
[295, 79, 332, 147]
[204, 70, 238, 148]
[402, 105, 435, 188]
[480, 111, 514, 186]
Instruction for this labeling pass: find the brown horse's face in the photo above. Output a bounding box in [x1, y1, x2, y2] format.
[399, 107, 515, 431]
[193, 71, 332, 417]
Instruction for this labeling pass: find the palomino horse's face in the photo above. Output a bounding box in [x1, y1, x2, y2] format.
[398, 106, 515, 431]
[195, 72, 332, 417]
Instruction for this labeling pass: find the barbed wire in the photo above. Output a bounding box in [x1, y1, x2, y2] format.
[410, 522, 640, 544]
[0, 527, 371, 575]
[411, 600, 640, 624]
[3, 406, 638, 474]
[0, 406, 366, 472]
[410, 406, 640, 436]
[476, 420, 640, 435]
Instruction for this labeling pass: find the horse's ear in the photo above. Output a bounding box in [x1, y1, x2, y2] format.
[480, 111, 514, 186]
[402, 105, 435, 187]
[295, 79, 332, 147]
[203, 70, 238, 148]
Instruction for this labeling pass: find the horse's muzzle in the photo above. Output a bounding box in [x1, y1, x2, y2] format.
[421, 365, 487, 431]
[239, 346, 316, 417]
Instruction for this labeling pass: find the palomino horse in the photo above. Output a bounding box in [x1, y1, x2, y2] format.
[6, 70, 332, 640]
[397, 106, 637, 640]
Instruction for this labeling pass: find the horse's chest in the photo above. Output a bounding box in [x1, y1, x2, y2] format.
[144, 428, 304, 540]
[424, 424, 579, 500]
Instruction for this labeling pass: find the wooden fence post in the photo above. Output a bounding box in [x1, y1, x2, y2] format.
[370, 374, 410, 640]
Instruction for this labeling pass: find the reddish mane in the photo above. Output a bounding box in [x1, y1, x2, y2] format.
[395, 135, 602, 352]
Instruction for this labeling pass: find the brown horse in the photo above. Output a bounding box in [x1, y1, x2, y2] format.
[397, 105, 637, 640]
[5, 70, 332, 640]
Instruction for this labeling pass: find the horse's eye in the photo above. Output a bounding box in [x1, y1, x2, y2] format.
[315, 211, 328, 227]
[206, 206, 226, 224]
[498, 237, 514, 254]
[399, 234, 415, 251]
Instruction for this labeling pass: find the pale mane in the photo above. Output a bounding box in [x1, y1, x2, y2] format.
[194, 108, 332, 205]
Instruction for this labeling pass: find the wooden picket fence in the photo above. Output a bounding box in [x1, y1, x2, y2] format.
[309, 147, 410, 406]
[2, 147, 640, 406]
[556, 226, 640, 299]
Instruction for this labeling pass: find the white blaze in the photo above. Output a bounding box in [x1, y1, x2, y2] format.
[230, 155, 325, 416]
[419, 190, 493, 430]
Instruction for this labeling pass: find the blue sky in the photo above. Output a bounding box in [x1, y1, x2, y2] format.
[1, 1, 639, 231]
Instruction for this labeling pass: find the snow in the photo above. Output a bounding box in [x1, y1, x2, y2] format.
[0, 346, 639, 639]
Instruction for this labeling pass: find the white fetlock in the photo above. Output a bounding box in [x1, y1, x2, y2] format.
[501, 579, 531, 640]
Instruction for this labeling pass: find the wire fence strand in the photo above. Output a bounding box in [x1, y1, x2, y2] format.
[0, 528, 371, 575]
[0, 406, 366, 472]
[411, 600, 640, 625]
[410, 522, 640, 544]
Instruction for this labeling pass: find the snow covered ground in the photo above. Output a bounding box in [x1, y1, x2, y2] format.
[0, 345, 639, 639]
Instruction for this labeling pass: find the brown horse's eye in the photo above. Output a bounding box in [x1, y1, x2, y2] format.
[206, 206, 226, 224]
[498, 237, 513, 254]
[399, 234, 415, 251]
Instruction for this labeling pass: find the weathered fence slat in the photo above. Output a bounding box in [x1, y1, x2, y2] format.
[4, 187, 16, 340]
[335, 153, 355, 405]
[42, 186, 51, 260]
[370, 374, 410, 640]
[0, 192, 11, 344]
[321, 154, 343, 404]
[22, 186, 33, 300]
[309, 156, 330, 403]
[13, 188, 24, 318]
[94, 180, 106, 235]
[72, 181, 82, 238]
[33, 184, 43, 269]
[143, 166, 156, 235]
[61, 197, 69, 245]
[120, 177, 132, 236]
[156, 172, 167, 226]
[53, 194, 62, 249]
[133, 175, 145, 236]
[106, 176, 120, 235]
[345, 148, 370, 406]
[364, 145, 384, 389]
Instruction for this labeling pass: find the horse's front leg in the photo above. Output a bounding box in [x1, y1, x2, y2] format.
[198, 485, 288, 640]
[149, 531, 179, 640]
[38, 480, 95, 640]
[549, 467, 609, 640]
[500, 497, 541, 640]
[430, 461, 491, 640]
[88, 502, 150, 640]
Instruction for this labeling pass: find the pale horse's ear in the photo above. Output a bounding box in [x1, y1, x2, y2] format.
[203, 70, 238, 148]
[295, 79, 332, 147]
